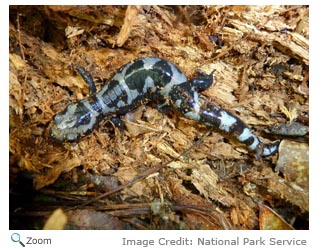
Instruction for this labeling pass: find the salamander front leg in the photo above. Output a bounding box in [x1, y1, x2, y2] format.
[110, 116, 126, 131]
[75, 66, 97, 96]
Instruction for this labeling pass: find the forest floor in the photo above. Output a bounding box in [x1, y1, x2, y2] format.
[9, 5, 308, 230]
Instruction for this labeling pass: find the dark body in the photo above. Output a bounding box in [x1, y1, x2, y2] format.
[50, 57, 279, 158]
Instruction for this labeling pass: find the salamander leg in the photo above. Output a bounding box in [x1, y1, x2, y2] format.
[110, 116, 125, 131]
[156, 102, 174, 113]
[75, 66, 97, 96]
[188, 69, 216, 92]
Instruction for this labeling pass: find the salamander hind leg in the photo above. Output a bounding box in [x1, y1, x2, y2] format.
[156, 102, 175, 113]
[188, 69, 216, 92]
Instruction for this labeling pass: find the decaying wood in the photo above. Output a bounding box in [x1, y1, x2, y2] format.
[9, 5, 309, 230]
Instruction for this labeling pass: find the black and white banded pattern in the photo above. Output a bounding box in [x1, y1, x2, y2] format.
[50, 57, 279, 158]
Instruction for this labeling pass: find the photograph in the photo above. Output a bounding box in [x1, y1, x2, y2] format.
[9, 5, 308, 233]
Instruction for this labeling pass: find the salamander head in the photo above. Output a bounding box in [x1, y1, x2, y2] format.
[50, 101, 97, 142]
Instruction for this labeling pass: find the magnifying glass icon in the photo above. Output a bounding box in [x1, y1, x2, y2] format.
[11, 233, 25, 247]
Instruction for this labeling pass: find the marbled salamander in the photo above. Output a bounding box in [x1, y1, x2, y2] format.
[50, 57, 279, 158]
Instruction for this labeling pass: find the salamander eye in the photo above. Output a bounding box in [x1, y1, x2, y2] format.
[77, 113, 91, 126]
